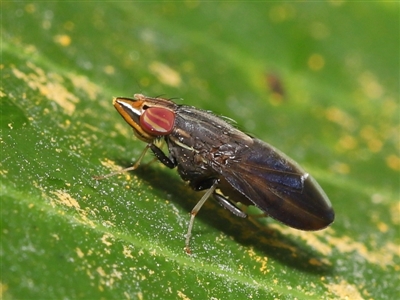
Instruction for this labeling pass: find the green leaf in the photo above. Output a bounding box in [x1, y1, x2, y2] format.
[2, 2, 399, 299]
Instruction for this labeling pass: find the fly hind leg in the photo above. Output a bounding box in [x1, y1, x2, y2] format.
[212, 191, 247, 218]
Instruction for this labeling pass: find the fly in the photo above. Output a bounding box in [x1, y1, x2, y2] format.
[98, 93, 334, 253]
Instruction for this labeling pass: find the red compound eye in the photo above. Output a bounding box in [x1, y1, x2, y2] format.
[140, 107, 175, 136]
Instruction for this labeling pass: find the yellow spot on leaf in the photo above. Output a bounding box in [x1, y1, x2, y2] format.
[325, 107, 355, 130]
[12, 62, 79, 115]
[123, 245, 134, 259]
[53, 34, 71, 47]
[69, 74, 100, 101]
[76, 247, 84, 258]
[25, 3, 35, 13]
[177, 290, 190, 300]
[96, 266, 106, 277]
[390, 202, 400, 225]
[377, 222, 388, 233]
[101, 233, 113, 247]
[327, 235, 398, 268]
[338, 135, 357, 150]
[149, 61, 181, 87]
[103, 65, 115, 75]
[51, 190, 80, 209]
[358, 71, 384, 99]
[331, 162, 350, 174]
[326, 280, 363, 300]
[0, 282, 9, 295]
[386, 154, 400, 171]
[308, 53, 325, 71]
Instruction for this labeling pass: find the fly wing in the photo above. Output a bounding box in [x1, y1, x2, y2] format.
[219, 139, 334, 230]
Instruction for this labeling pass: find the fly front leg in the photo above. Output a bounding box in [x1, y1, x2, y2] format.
[94, 143, 152, 180]
[150, 143, 176, 169]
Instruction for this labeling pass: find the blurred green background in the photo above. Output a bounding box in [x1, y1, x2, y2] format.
[1, 2, 399, 299]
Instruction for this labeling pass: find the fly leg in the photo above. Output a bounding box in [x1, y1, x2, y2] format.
[94, 142, 176, 180]
[149, 143, 176, 168]
[213, 194, 269, 231]
[94, 143, 152, 180]
[185, 180, 218, 254]
[213, 192, 247, 218]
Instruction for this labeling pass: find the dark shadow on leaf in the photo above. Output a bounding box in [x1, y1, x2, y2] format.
[110, 158, 334, 275]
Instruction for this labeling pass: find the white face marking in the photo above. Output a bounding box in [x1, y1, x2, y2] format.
[117, 100, 142, 117]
